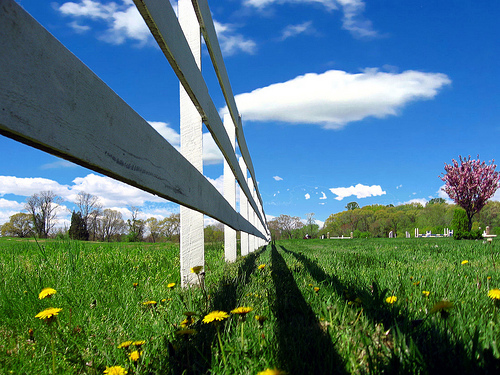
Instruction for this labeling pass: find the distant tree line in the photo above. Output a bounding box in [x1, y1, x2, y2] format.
[0, 190, 180, 243]
[265, 199, 500, 241]
[320, 199, 500, 239]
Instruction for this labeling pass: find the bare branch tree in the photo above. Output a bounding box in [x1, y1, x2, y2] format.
[25, 191, 62, 238]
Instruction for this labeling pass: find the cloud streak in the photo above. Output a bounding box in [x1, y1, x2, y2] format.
[329, 183, 386, 200]
[227, 68, 451, 129]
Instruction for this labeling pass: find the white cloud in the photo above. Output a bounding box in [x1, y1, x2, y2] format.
[71, 173, 165, 207]
[40, 159, 78, 170]
[214, 21, 257, 56]
[56, 0, 153, 46]
[225, 69, 450, 129]
[273, 176, 283, 181]
[244, 0, 336, 11]
[305, 193, 311, 199]
[149, 121, 223, 165]
[396, 184, 403, 189]
[329, 183, 386, 201]
[0, 176, 71, 198]
[337, 0, 378, 38]
[244, 0, 377, 38]
[280, 21, 314, 40]
[319, 191, 327, 200]
[404, 198, 428, 206]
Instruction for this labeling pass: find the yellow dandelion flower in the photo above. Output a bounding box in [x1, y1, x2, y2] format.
[133, 282, 139, 288]
[104, 365, 128, 375]
[117, 341, 133, 349]
[488, 289, 500, 300]
[422, 291, 430, 297]
[461, 260, 469, 265]
[386, 296, 397, 304]
[190, 266, 203, 274]
[313, 287, 320, 293]
[35, 307, 62, 320]
[129, 350, 142, 362]
[487, 276, 492, 280]
[38, 288, 57, 300]
[258, 264, 266, 270]
[142, 300, 157, 306]
[202, 310, 229, 323]
[413, 281, 420, 286]
[167, 282, 176, 288]
[257, 368, 287, 375]
[175, 329, 197, 336]
[231, 306, 253, 315]
[133, 340, 145, 346]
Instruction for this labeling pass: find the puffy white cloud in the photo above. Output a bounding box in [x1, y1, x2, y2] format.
[214, 21, 257, 56]
[305, 193, 311, 199]
[225, 69, 450, 129]
[329, 183, 386, 200]
[56, 0, 152, 46]
[319, 191, 327, 200]
[71, 174, 165, 207]
[0, 176, 71, 198]
[273, 176, 283, 181]
[404, 198, 428, 206]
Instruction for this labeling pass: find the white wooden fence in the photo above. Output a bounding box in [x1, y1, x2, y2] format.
[0, 0, 270, 285]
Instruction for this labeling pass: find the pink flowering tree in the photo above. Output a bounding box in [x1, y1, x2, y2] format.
[440, 155, 500, 231]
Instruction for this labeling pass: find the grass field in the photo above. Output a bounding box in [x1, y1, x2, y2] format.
[1, 237, 500, 374]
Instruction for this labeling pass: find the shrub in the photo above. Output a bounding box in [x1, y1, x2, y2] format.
[453, 229, 483, 240]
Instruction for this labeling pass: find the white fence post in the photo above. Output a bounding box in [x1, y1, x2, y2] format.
[239, 156, 249, 256]
[179, 0, 204, 287]
[223, 114, 237, 262]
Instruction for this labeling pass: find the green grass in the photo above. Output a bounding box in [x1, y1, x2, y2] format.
[0, 237, 500, 374]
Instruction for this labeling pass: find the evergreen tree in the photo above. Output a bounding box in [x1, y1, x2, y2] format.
[68, 211, 89, 241]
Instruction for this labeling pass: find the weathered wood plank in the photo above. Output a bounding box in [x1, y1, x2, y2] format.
[132, 0, 267, 231]
[0, 0, 265, 239]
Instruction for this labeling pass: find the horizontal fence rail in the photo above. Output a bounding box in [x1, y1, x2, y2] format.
[133, 0, 268, 233]
[0, 0, 268, 240]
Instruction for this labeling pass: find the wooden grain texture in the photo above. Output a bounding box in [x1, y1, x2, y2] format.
[0, 0, 265, 239]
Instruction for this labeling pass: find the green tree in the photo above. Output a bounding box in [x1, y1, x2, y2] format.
[451, 208, 468, 233]
[345, 202, 360, 210]
[68, 211, 89, 241]
[0, 213, 33, 237]
[127, 206, 145, 242]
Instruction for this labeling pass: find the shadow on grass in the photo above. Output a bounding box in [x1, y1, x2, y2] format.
[166, 246, 266, 374]
[270, 244, 347, 374]
[280, 244, 500, 374]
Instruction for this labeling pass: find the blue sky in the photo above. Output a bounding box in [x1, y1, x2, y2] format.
[1, 0, 499, 229]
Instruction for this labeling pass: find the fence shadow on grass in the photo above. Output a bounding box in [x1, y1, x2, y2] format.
[270, 244, 347, 375]
[280, 244, 500, 374]
[167, 246, 266, 374]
